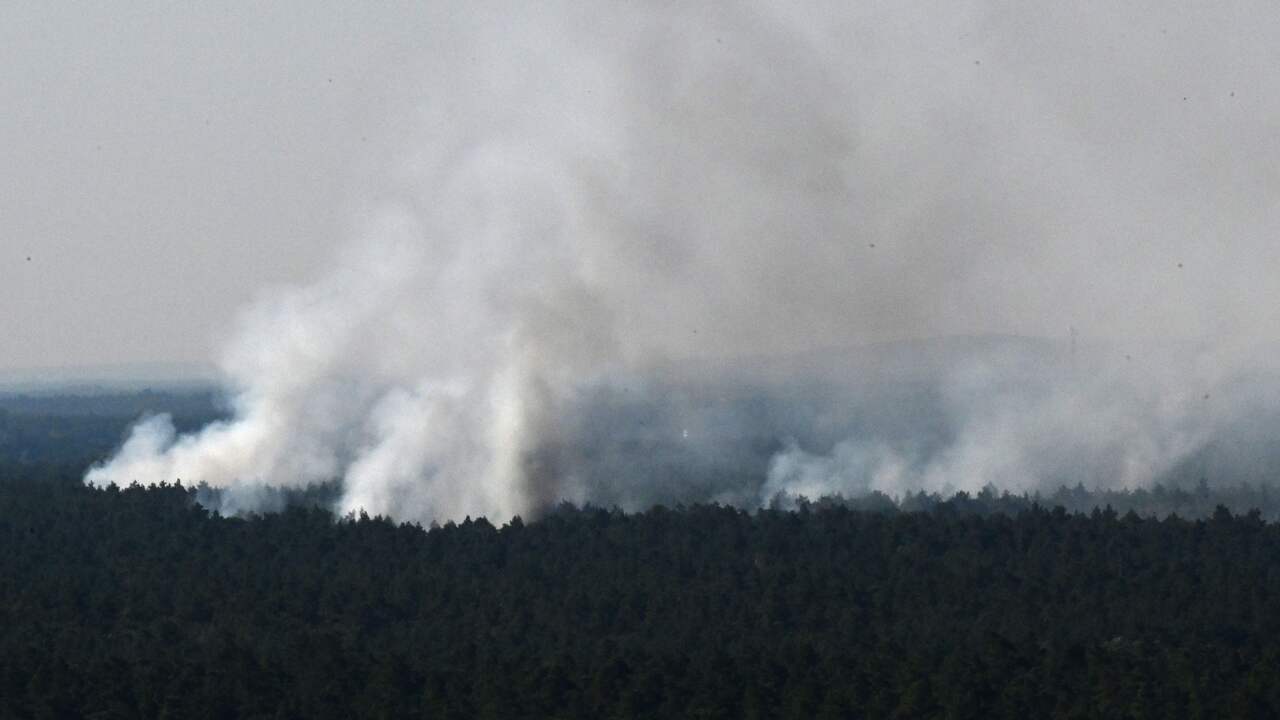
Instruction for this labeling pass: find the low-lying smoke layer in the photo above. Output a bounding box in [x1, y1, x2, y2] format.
[87, 2, 1280, 523]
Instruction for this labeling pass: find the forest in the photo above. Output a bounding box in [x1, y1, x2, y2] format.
[5, 470, 1280, 718]
[5, 391, 1280, 718]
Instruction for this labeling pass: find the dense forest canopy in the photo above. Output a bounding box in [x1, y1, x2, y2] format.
[5, 471, 1280, 718]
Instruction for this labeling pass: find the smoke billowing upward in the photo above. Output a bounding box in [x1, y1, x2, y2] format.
[86, 2, 1280, 523]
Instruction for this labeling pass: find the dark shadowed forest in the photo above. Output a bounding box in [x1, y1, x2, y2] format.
[6, 472, 1280, 719]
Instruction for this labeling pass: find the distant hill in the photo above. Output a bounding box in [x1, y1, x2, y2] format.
[0, 362, 220, 394]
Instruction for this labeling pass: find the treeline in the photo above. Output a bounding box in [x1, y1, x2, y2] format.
[5, 472, 1280, 718]
[776, 479, 1280, 522]
[3, 387, 1279, 522]
[191, 476, 1280, 523]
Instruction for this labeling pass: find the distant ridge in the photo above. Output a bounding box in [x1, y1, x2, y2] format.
[0, 362, 221, 394]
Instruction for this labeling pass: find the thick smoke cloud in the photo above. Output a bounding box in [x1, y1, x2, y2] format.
[87, 2, 1280, 522]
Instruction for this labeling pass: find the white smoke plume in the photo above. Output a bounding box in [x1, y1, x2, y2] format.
[87, 2, 1280, 522]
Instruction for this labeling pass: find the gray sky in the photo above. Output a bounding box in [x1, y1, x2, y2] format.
[0, 3, 431, 371]
[4, 2, 1280, 374]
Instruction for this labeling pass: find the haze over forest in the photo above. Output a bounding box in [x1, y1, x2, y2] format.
[5, 2, 1280, 523]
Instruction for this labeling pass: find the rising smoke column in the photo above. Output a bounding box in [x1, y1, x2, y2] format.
[87, 2, 1280, 522]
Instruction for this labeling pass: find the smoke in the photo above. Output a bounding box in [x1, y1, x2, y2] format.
[763, 339, 1256, 502]
[86, 2, 1280, 522]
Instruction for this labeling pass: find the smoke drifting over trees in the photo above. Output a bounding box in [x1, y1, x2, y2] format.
[85, 2, 1280, 523]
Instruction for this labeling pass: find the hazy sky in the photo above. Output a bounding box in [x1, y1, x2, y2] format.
[1, 3, 433, 371]
[5, 2, 1280, 373]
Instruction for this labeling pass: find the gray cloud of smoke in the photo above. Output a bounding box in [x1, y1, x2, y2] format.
[86, 2, 1280, 522]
